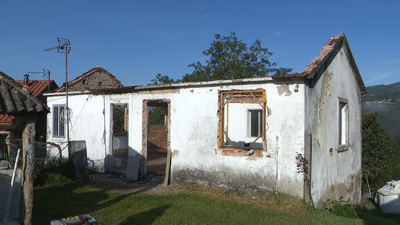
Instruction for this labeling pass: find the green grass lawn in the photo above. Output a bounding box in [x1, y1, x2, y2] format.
[32, 182, 400, 225]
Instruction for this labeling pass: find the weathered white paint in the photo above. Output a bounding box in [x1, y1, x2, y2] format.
[44, 42, 362, 203]
[46, 81, 306, 197]
[305, 45, 362, 207]
[127, 82, 306, 197]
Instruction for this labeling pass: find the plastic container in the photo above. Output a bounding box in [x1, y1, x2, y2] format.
[378, 180, 400, 214]
[378, 194, 400, 214]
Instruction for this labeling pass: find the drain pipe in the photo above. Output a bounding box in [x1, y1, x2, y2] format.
[276, 136, 280, 191]
[103, 94, 108, 171]
[3, 148, 21, 224]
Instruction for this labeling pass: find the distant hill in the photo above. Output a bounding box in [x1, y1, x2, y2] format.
[363, 82, 400, 103]
[362, 82, 400, 146]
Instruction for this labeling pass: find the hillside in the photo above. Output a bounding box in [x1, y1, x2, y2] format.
[363, 82, 400, 103]
[362, 82, 400, 146]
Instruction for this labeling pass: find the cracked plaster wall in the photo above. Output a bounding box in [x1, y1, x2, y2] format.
[128, 82, 306, 197]
[305, 45, 362, 207]
[46, 80, 310, 198]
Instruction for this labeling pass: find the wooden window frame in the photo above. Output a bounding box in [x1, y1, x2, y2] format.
[218, 89, 267, 153]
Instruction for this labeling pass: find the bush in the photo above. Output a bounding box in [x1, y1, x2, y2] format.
[325, 196, 358, 219]
[34, 158, 75, 187]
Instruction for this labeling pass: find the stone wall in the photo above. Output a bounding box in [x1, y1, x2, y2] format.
[68, 71, 121, 91]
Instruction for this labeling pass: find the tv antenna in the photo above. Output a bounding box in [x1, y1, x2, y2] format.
[28, 69, 51, 91]
[45, 37, 71, 150]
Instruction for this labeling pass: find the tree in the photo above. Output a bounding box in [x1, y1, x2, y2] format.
[149, 107, 166, 125]
[150, 32, 292, 85]
[362, 112, 400, 192]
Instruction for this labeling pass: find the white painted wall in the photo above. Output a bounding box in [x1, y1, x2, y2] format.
[305, 45, 362, 207]
[46, 92, 133, 171]
[45, 80, 307, 197]
[130, 82, 306, 197]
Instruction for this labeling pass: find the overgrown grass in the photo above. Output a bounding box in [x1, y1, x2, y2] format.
[32, 182, 372, 225]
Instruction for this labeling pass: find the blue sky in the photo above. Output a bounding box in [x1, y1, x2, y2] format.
[0, 0, 399, 87]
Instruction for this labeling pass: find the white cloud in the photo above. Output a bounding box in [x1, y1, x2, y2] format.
[365, 67, 400, 86]
[204, 14, 208, 18]
[275, 32, 281, 36]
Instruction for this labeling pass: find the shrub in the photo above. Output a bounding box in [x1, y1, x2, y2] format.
[325, 196, 358, 219]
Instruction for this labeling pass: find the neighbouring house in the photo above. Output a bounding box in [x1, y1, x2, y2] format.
[0, 72, 49, 223]
[0, 74, 58, 143]
[45, 33, 366, 208]
[54, 66, 123, 93]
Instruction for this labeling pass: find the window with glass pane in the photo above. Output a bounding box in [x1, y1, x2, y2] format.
[53, 105, 65, 137]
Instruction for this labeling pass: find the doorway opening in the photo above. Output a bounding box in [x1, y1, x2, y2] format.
[142, 100, 170, 182]
[111, 103, 128, 172]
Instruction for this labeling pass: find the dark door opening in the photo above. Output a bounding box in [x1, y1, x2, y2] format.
[111, 103, 128, 172]
[143, 100, 170, 182]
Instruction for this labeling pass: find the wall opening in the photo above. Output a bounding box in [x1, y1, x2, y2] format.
[218, 89, 268, 156]
[337, 97, 349, 152]
[111, 103, 129, 172]
[142, 100, 171, 181]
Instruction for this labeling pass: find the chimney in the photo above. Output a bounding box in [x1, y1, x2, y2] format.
[23, 74, 30, 85]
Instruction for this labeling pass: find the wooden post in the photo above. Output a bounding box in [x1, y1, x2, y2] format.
[163, 150, 171, 187]
[19, 112, 36, 225]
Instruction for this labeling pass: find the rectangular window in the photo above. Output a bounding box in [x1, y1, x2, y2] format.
[53, 105, 65, 137]
[338, 98, 349, 151]
[248, 110, 262, 137]
[219, 89, 267, 152]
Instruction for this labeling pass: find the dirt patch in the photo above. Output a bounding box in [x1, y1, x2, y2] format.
[173, 184, 313, 217]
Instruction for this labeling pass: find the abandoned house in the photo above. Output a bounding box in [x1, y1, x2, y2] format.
[45, 33, 366, 208]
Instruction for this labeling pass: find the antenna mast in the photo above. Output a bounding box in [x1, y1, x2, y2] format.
[28, 69, 51, 91]
[45, 37, 71, 152]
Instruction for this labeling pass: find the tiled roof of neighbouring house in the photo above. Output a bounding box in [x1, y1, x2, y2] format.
[0, 79, 57, 124]
[0, 72, 49, 117]
[15, 79, 58, 96]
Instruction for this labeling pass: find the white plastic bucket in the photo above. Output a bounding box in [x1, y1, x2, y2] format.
[378, 194, 400, 214]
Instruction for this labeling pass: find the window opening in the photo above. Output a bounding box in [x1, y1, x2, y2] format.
[339, 100, 348, 146]
[53, 105, 65, 137]
[219, 89, 267, 150]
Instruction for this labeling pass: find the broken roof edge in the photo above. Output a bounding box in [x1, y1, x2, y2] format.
[136, 76, 276, 90]
[274, 33, 366, 94]
[43, 90, 91, 97]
